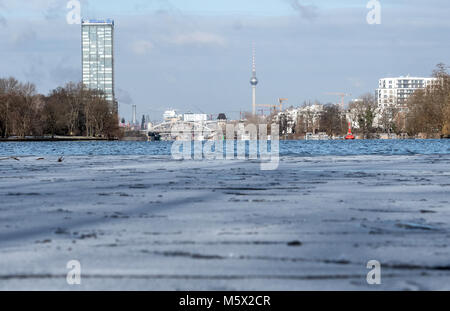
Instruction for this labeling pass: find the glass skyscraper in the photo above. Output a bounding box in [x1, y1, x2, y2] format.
[81, 19, 116, 111]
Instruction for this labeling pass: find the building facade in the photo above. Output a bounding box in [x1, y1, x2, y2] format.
[81, 19, 116, 111]
[183, 113, 208, 123]
[276, 103, 324, 134]
[376, 76, 436, 109]
[163, 110, 181, 122]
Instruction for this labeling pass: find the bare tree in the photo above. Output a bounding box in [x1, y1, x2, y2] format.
[319, 104, 346, 136]
[1, 76, 119, 139]
[407, 63, 450, 137]
[348, 93, 377, 137]
[65, 82, 84, 136]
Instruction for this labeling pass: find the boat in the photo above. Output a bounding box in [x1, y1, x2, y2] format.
[147, 132, 161, 141]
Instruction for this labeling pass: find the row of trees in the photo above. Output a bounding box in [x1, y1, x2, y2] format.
[406, 63, 450, 137]
[274, 64, 450, 138]
[0, 78, 119, 138]
[347, 64, 450, 138]
[291, 103, 349, 137]
[348, 94, 377, 136]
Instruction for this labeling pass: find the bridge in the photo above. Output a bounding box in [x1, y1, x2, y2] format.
[149, 120, 222, 141]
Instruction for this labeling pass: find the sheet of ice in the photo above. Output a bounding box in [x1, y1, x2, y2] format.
[0, 154, 449, 290]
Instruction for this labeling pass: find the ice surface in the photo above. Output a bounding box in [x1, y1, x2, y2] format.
[0, 154, 449, 290]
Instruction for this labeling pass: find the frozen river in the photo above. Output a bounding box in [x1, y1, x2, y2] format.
[0, 140, 449, 290]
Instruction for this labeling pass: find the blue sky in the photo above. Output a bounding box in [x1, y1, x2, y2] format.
[0, 0, 449, 121]
[83, 0, 368, 15]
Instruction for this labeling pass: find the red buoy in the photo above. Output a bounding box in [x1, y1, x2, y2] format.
[345, 122, 355, 140]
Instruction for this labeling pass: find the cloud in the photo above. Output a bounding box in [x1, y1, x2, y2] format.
[132, 40, 154, 55]
[22, 55, 80, 91]
[232, 19, 245, 31]
[134, 0, 178, 15]
[11, 29, 37, 47]
[167, 31, 226, 46]
[347, 77, 364, 88]
[284, 0, 318, 20]
[49, 58, 80, 85]
[0, 15, 6, 27]
[0, 0, 7, 27]
[116, 88, 133, 106]
[23, 55, 46, 87]
[43, 0, 63, 21]
[1, 2, 449, 120]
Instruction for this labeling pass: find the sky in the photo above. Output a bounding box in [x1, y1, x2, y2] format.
[0, 0, 449, 121]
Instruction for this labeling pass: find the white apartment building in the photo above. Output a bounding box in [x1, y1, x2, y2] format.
[376, 76, 437, 109]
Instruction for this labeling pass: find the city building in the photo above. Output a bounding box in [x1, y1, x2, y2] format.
[183, 113, 207, 123]
[217, 113, 227, 121]
[81, 18, 116, 111]
[132, 105, 137, 124]
[376, 76, 437, 109]
[163, 110, 181, 122]
[275, 103, 324, 135]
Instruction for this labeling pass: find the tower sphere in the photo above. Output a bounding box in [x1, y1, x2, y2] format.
[250, 77, 258, 86]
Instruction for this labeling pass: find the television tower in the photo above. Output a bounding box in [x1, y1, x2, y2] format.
[250, 45, 258, 115]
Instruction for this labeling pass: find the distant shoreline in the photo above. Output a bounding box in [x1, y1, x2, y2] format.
[0, 136, 450, 143]
[0, 137, 117, 142]
[0, 137, 448, 142]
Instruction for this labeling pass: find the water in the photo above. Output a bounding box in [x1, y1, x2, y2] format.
[0, 140, 449, 157]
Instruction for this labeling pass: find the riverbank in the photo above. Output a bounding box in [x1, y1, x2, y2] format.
[0, 154, 449, 290]
[0, 136, 116, 142]
[1, 137, 448, 143]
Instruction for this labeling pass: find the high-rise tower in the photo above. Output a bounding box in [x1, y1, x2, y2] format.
[132, 105, 137, 125]
[81, 18, 116, 112]
[250, 45, 258, 115]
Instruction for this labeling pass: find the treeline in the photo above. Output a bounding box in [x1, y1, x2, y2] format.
[406, 64, 450, 138]
[0, 78, 119, 139]
[294, 104, 348, 137]
[276, 63, 450, 139]
[348, 93, 378, 136]
[268, 102, 358, 139]
[271, 95, 380, 138]
[348, 64, 450, 138]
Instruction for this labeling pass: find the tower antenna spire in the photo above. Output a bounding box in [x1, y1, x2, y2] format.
[250, 43, 258, 115]
[252, 43, 256, 76]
